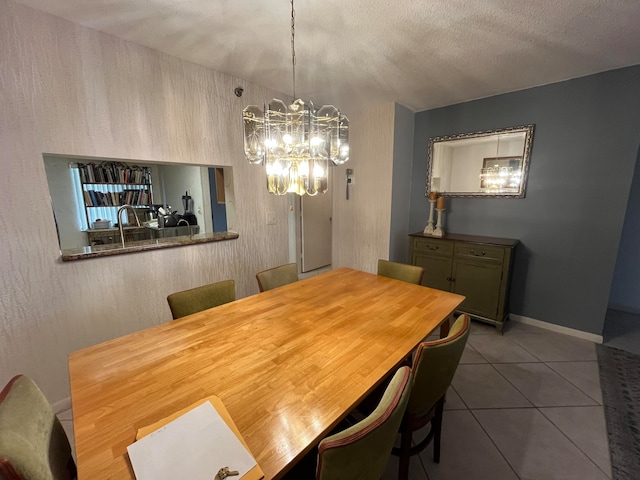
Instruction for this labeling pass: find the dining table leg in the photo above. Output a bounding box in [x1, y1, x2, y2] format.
[439, 313, 452, 338]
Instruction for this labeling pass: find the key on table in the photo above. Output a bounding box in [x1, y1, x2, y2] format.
[215, 467, 239, 480]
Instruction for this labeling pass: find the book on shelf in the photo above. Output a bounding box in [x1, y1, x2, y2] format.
[78, 162, 152, 185]
[82, 187, 151, 207]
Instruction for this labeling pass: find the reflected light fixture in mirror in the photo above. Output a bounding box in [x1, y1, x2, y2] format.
[426, 125, 534, 198]
[478, 135, 523, 193]
[242, 0, 349, 196]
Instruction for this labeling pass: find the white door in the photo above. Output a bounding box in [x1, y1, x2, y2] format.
[301, 193, 332, 272]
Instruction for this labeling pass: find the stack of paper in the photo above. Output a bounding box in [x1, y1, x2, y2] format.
[127, 397, 264, 480]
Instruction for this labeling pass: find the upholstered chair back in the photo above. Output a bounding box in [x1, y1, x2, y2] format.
[167, 279, 235, 319]
[0, 375, 76, 480]
[316, 366, 412, 480]
[256, 263, 299, 292]
[377, 259, 424, 285]
[408, 314, 470, 418]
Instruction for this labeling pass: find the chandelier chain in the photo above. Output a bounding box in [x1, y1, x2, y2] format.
[291, 0, 296, 99]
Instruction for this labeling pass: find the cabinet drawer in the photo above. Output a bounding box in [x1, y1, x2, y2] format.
[412, 238, 453, 257]
[454, 243, 504, 262]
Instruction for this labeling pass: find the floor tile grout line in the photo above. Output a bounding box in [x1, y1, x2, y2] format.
[450, 357, 528, 480]
[536, 406, 612, 478]
[456, 404, 602, 410]
[462, 341, 509, 365]
[416, 444, 431, 480]
[467, 408, 523, 480]
[449, 384, 471, 411]
[487, 361, 600, 408]
[436, 322, 609, 478]
[508, 333, 599, 362]
[466, 338, 543, 364]
[544, 360, 603, 405]
[466, 325, 610, 477]
[478, 360, 543, 364]
[504, 359, 601, 363]
[496, 333, 546, 363]
[487, 362, 535, 408]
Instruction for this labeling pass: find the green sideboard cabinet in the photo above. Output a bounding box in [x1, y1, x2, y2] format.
[409, 232, 518, 333]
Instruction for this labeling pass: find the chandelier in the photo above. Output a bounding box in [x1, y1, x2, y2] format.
[478, 135, 522, 192]
[479, 165, 522, 192]
[242, 0, 349, 196]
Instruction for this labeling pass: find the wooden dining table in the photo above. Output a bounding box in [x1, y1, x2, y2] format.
[68, 267, 465, 479]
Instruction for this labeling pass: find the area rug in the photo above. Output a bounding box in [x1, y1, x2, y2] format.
[597, 344, 640, 480]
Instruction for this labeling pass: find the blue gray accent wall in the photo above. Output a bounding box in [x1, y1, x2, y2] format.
[409, 66, 640, 335]
[389, 103, 415, 263]
[609, 144, 640, 313]
[208, 168, 228, 232]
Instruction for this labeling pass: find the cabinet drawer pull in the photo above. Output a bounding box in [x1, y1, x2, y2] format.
[427, 245, 439, 251]
[469, 249, 486, 256]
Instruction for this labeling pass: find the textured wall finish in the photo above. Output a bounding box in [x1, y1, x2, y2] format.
[0, 0, 291, 403]
[332, 103, 395, 272]
[9, 0, 640, 113]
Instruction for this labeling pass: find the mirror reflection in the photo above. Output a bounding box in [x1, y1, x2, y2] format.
[426, 125, 534, 197]
[43, 155, 234, 252]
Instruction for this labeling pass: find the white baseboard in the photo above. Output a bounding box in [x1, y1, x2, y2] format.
[510, 314, 603, 344]
[53, 396, 72, 414]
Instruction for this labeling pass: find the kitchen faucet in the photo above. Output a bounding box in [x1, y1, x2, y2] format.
[117, 205, 141, 248]
[176, 218, 193, 237]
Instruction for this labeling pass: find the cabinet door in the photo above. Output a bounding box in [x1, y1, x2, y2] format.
[452, 259, 503, 319]
[412, 253, 452, 291]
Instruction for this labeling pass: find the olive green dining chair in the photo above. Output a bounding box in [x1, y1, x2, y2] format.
[315, 366, 412, 480]
[0, 374, 77, 480]
[167, 279, 235, 319]
[377, 259, 424, 285]
[256, 263, 299, 292]
[393, 314, 470, 480]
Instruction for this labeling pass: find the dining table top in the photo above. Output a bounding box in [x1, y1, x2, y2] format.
[68, 267, 465, 479]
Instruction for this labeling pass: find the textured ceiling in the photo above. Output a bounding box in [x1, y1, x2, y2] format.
[13, 0, 640, 115]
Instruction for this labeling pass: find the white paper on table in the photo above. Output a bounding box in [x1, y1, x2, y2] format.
[127, 401, 257, 480]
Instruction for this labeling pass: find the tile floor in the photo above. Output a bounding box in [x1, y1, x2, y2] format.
[57, 319, 611, 480]
[381, 320, 611, 480]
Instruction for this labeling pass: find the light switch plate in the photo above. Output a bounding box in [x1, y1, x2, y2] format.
[266, 211, 276, 225]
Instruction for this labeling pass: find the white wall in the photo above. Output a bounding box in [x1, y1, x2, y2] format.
[332, 103, 396, 272]
[0, 0, 291, 404]
[157, 164, 208, 228]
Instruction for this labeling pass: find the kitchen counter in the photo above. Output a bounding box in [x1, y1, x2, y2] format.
[61, 231, 239, 261]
